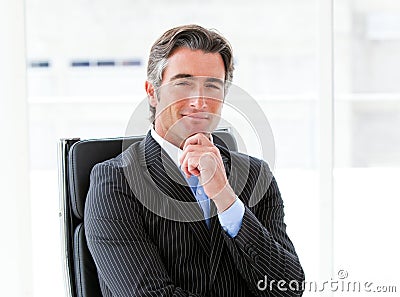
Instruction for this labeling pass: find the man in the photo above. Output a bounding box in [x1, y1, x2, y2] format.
[85, 24, 304, 296]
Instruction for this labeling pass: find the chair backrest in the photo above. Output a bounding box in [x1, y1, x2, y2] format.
[58, 130, 237, 297]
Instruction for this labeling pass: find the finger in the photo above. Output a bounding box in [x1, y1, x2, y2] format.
[198, 153, 218, 185]
[180, 152, 201, 177]
[179, 144, 207, 165]
[188, 157, 200, 176]
[180, 134, 213, 165]
[180, 156, 191, 178]
[180, 146, 223, 179]
[183, 133, 212, 150]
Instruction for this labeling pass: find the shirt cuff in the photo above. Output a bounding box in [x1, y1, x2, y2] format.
[217, 197, 245, 238]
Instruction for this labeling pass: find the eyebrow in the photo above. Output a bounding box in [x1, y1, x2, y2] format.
[169, 74, 194, 81]
[169, 74, 224, 86]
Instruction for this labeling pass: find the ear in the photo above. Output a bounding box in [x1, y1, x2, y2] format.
[145, 81, 158, 107]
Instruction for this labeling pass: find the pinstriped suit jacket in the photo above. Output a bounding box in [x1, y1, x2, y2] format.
[85, 132, 304, 297]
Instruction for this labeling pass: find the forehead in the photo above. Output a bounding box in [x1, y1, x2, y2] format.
[162, 48, 225, 82]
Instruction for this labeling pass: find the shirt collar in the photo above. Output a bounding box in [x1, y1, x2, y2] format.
[150, 128, 183, 168]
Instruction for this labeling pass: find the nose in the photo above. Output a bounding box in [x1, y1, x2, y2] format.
[189, 86, 207, 109]
[189, 97, 207, 109]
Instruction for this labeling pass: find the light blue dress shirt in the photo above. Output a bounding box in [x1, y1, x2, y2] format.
[150, 129, 245, 237]
[185, 174, 211, 228]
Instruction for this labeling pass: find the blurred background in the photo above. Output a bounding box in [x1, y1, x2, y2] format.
[1, 0, 400, 296]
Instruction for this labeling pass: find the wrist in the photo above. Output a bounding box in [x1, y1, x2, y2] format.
[213, 185, 237, 213]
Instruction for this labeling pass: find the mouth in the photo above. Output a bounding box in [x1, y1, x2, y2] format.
[182, 112, 210, 120]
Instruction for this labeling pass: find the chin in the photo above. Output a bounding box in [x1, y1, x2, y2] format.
[168, 115, 219, 140]
[184, 120, 212, 134]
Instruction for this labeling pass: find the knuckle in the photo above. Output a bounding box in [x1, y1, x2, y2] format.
[211, 147, 219, 154]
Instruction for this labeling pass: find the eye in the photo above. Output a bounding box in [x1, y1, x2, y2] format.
[174, 79, 192, 86]
[205, 84, 221, 90]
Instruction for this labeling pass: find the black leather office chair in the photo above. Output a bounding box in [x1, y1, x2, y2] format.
[58, 130, 237, 297]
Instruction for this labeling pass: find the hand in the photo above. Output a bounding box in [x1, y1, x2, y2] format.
[179, 133, 236, 212]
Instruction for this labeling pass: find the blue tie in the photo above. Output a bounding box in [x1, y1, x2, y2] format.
[186, 174, 210, 228]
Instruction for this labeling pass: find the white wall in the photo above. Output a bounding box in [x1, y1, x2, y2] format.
[0, 0, 32, 296]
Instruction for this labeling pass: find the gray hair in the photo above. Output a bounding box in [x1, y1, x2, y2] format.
[147, 24, 235, 123]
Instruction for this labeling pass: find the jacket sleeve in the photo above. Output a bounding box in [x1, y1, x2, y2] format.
[84, 162, 205, 297]
[222, 161, 305, 297]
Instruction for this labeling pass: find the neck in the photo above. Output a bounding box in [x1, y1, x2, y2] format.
[153, 126, 184, 149]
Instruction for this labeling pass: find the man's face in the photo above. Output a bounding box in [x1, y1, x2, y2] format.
[147, 47, 226, 148]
